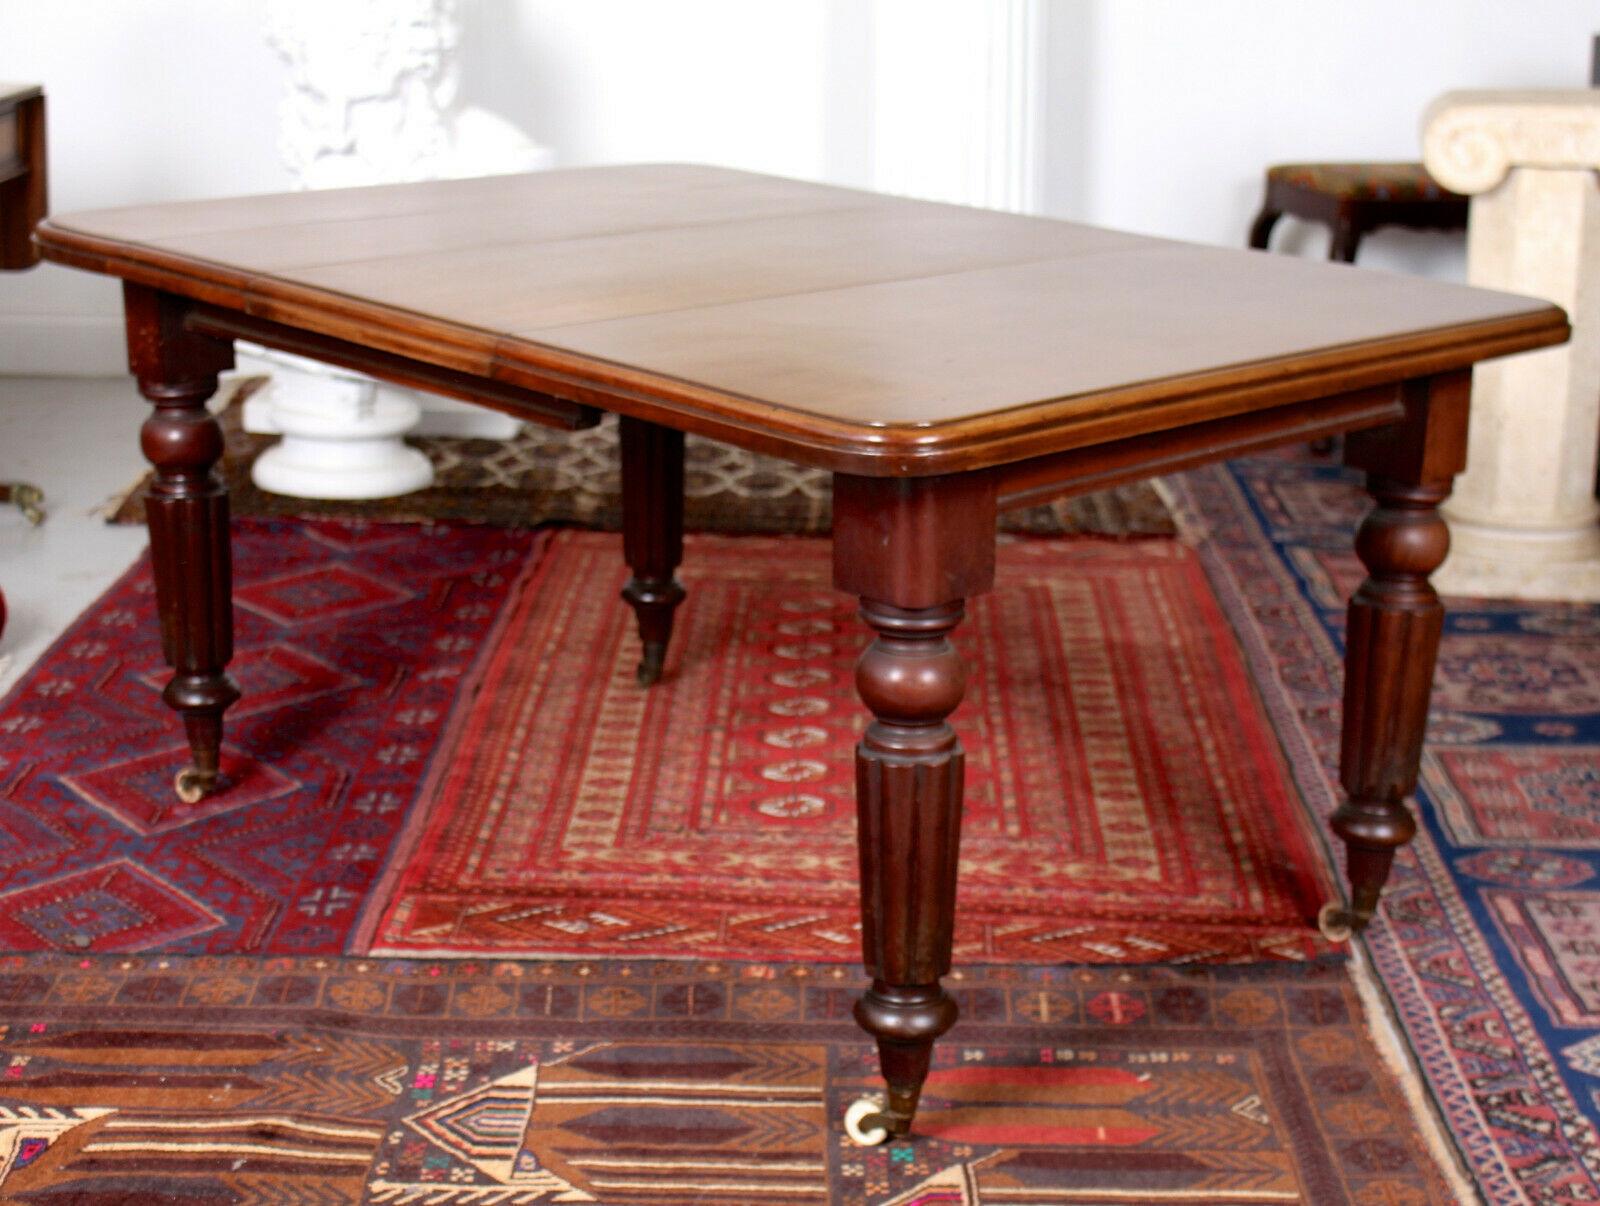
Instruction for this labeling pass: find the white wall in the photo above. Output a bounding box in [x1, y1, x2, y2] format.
[1074, 0, 1597, 277]
[0, 0, 289, 373]
[2, 0, 1595, 374]
[460, 0, 841, 182]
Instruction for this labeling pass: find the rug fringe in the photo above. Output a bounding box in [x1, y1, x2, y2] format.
[1152, 473, 1210, 547]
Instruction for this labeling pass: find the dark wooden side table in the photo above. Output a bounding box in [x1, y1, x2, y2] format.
[34, 166, 1567, 1144]
[0, 83, 48, 643]
[0, 83, 46, 270]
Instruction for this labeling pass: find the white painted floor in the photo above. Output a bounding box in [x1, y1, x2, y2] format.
[0, 376, 150, 694]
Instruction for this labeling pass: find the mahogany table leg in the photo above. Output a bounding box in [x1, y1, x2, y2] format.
[125, 284, 237, 803]
[618, 415, 685, 686]
[1321, 371, 1468, 940]
[832, 472, 996, 1144]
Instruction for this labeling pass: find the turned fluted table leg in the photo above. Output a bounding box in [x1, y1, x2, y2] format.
[619, 415, 685, 686]
[832, 472, 996, 1145]
[849, 597, 966, 1143]
[1322, 372, 1468, 940]
[125, 284, 238, 803]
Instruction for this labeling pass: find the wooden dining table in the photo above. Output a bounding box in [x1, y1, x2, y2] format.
[34, 164, 1567, 1145]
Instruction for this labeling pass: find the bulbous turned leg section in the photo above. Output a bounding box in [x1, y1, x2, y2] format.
[141, 377, 240, 803]
[619, 416, 685, 686]
[1324, 476, 1451, 939]
[849, 599, 967, 1142]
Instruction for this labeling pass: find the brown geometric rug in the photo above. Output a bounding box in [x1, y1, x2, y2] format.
[110, 378, 1177, 538]
[0, 954, 1454, 1203]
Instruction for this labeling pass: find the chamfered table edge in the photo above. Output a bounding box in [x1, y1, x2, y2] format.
[33, 218, 1570, 477]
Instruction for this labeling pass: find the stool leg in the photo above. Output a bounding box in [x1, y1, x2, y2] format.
[1329, 217, 1362, 263]
[1248, 206, 1282, 251]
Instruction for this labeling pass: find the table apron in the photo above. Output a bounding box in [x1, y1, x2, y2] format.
[184, 303, 600, 432]
[995, 383, 1406, 511]
[187, 296, 1411, 495]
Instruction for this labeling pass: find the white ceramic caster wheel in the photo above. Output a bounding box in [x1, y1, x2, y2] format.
[1318, 901, 1353, 943]
[844, 1097, 890, 1146]
[173, 768, 211, 804]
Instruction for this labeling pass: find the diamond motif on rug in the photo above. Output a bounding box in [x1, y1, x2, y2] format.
[0, 518, 544, 953]
[0, 795, 75, 873]
[60, 746, 299, 835]
[235, 564, 414, 625]
[1566, 1036, 1600, 1079]
[134, 643, 361, 720]
[0, 860, 222, 951]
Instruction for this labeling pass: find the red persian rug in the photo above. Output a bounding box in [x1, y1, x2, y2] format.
[359, 531, 1332, 963]
[0, 517, 550, 955]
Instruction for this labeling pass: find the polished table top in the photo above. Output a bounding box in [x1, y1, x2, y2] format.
[36, 164, 1566, 474]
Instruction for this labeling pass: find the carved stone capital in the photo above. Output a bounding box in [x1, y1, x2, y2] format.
[1423, 89, 1600, 195]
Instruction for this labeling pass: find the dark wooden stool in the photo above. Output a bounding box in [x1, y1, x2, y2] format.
[1248, 163, 1467, 263]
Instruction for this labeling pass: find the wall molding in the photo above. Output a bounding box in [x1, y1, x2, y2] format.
[870, 0, 1045, 212]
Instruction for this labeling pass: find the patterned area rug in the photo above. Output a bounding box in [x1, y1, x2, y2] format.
[1172, 456, 1600, 1202]
[0, 521, 1327, 963]
[363, 531, 1328, 963]
[0, 953, 1455, 1203]
[0, 518, 544, 955]
[109, 381, 1177, 539]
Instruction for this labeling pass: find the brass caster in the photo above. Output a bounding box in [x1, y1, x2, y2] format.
[0, 483, 44, 526]
[1318, 901, 1355, 943]
[844, 1097, 891, 1147]
[636, 642, 666, 687]
[173, 767, 215, 804]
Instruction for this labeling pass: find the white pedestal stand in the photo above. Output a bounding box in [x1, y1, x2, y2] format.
[1422, 90, 1600, 600]
[245, 354, 434, 499]
[251, 0, 551, 500]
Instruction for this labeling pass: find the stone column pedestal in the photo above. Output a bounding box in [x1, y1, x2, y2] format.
[1422, 90, 1600, 600]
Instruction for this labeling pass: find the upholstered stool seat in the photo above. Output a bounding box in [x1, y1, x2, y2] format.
[1249, 161, 1468, 262]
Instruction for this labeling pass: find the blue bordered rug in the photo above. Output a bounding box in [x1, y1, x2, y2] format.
[1173, 453, 1600, 1202]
